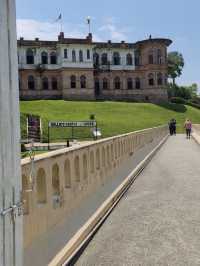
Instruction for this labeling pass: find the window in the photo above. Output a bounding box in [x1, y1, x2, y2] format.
[64, 49, 68, 59]
[28, 76, 35, 90]
[114, 77, 121, 90]
[101, 53, 108, 65]
[157, 49, 162, 64]
[103, 78, 108, 90]
[41, 51, 48, 64]
[72, 50, 76, 62]
[71, 75, 76, 88]
[148, 73, 154, 86]
[93, 53, 99, 66]
[42, 77, 49, 90]
[79, 50, 83, 62]
[87, 49, 90, 59]
[135, 77, 141, 89]
[26, 49, 34, 64]
[148, 50, 154, 64]
[134, 50, 140, 66]
[52, 77, 58, 90]
[80, 75, 86, 88]
[126, 54, 133, 65]
[157, 73, 163, 85]
[50, 52, 57, 64]
[113, 52, 120, 65]
[127, 78, 133, 89]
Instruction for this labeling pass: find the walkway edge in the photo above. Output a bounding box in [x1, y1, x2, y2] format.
[48, 134, 169, 266]
[192, 132, 200, 144]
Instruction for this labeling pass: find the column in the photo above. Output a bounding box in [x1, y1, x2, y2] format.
[0, 0, 23, 265]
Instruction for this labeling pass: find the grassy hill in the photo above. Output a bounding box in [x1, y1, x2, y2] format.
[20, 100, 200, 142]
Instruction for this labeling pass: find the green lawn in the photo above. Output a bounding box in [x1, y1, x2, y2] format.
[20, 100, 200, 142]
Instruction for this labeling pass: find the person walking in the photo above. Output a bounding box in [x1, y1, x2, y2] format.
[168, 118, 176, 136]
[184, 119, 192, 139]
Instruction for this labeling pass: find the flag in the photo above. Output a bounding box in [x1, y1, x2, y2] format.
[55, 13, 62, 23]
[86, 16, 91, 24]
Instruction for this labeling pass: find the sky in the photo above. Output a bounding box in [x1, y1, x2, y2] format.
[16, 0, 200, 88]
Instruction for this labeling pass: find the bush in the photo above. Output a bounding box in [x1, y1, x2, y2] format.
[186, 101, 200, 110]
[170, 97, 186, 104]
[21, 143, 27, 152]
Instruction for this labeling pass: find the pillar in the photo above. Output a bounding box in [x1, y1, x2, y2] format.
[0, 0, 23, 265]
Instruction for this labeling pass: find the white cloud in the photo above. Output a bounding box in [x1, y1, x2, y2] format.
[98, 17, 130, 42]
[16, 19, 102, 41]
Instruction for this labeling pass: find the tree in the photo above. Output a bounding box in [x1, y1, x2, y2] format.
[168, 52, 184, 85]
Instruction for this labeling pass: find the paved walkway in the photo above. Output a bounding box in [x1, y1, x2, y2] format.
[75, 135, 200, 266]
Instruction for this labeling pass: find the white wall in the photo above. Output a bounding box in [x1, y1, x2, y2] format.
[0, 0, 23, 265]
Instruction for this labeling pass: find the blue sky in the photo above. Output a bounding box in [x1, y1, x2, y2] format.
[16, 0, 200, 88]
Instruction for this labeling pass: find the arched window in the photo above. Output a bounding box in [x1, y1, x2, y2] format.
[41, 51, 48, 64]
[126, 53, 133, 65]
[157, 49, 162, 64]
[74, 156, 80, 182]
[101, 53, 108, 65]
[72, 50, 76, 62]
[103, 78, 108, 90]
[26, 49, 34, 64]
[114, 77, 121, 90]
[134, 50, 140, 66]
[80, 75, 86, 88]
[36, 168, 47, 204]
[87, 49, 90, 59]
[148, 73, 154, 86]
[127, 78, 133, 90]
[135, 77, 141, 89]
[64, 49, 68, 59]
[83, 154, 88, 180]
[50, 52, 57, 64]
[113, 52, 120, 65]
[52, 77, 58, 90]
[28, 75, 35, 90]
[157, 73, 163, 85]
[71, 75, 76, 88]
[42, 77, 49, 90]
[93, 53, 99, 66]
[64, 159, 71, 188]
[148, 50, 154, 64]
[79, 50, 83, 62]
[52, 164, 60, 196]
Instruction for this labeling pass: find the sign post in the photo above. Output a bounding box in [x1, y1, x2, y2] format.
[47, 121, 98, 147]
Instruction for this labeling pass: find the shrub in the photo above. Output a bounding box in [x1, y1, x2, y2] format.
[170, 97, 186, 104]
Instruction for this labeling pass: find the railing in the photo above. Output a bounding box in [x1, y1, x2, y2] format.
[21, 125, 168, 250]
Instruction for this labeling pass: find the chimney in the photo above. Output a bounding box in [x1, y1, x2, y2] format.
[108, 40, 112, 44]
[121, 40, 125, 43]
[58, 32, 64, 41]
[20, 37, 24, 41]
[35, 38, 39, 41]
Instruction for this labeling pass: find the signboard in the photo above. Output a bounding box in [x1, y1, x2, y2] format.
[49, 121, 97, 128]
[27, 115, 41, 142]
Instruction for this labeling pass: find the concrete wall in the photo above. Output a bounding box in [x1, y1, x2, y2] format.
[21, 126, 168, 263]
[0, 0, 23, 265]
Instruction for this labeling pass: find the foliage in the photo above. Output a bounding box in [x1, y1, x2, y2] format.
[20, 100, 200, 139]
[167, 83, 198, 100]
[168, 51, 184, 84]
[170, 97, 186, 104]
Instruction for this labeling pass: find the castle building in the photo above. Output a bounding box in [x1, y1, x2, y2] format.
[18, 32, 172, 102]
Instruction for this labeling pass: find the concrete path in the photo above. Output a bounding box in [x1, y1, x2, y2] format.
[75, 135, 200, 266]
